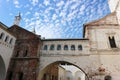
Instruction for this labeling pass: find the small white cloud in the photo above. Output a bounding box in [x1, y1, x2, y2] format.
[13, 0, 21, 8]
[25, 11, 31, 16]
[43, 0, 50, 6]
[29, 0, 38, 6]
[56, 1, 64, 7]
[9, 13, 13, 16]
[80, 5, 86, 12]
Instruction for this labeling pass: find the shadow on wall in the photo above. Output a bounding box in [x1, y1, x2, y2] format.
[0, 55, 6, 80]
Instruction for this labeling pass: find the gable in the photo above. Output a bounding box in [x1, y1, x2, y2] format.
[8, 25, 40, 39]
[85, 12, 119, 26]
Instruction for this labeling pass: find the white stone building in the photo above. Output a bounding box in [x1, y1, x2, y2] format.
[0, 22, 16, 80]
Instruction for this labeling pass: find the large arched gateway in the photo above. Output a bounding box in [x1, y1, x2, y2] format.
[38, 61, 89, 80]
[0, 55, 6, 80]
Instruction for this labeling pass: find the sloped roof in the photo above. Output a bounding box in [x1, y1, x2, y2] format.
[83, 12, 119, 38]
[8, 25, 41, 39]
[84, 12, 119, 26]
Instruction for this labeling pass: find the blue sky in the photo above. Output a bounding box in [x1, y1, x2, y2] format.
[0, 0, 110, 38]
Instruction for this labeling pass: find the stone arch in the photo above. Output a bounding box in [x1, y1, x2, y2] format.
[37, 60, 89, 80]
[0, 55, 6, 80]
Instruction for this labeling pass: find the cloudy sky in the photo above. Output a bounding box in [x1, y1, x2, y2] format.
[0, 0, 110, 38]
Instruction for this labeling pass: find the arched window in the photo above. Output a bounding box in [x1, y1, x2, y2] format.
[23, 50, 28, 57]
[108, 36, 116, 48]
[57, 45, 61, 50]
[0, 33, 5, 40]
[44, 45, 48, 50]
[9, 38, 13, 44]
[18, 72, 23, 80]
[15, 51, 19, 57]
[8, 71, 13, 80]
[64, 45, 68, 50]
[78, 45, 82, 50]
[71, 45, 75, 50]
[104, 75, 112, 80]
[5, 36, 9, 42]
[50, 44, 54, 50]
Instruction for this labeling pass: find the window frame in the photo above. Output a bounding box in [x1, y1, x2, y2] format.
[64, 45, 68, 50]
[50, 44, 55, 50]
[57, 44, 61, 50]
[43, 45, 48, 50]
[71, 45, 75, 50]
[78, 45, 82, 50]
[0, 32, 5, 40]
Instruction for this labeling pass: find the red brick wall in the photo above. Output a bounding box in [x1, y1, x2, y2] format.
[5, 25, 41, 80]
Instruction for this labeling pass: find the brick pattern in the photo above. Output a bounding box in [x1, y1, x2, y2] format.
[5, 25, 41, 80]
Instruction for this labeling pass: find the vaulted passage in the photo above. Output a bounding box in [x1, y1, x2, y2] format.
[0, 55, 6, 80]
[38, 61, 88, 80]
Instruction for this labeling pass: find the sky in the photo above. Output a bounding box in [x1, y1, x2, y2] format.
[0, 0, 110, 38]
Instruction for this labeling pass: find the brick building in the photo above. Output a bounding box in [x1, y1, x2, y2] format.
[5, 25, 41, 80]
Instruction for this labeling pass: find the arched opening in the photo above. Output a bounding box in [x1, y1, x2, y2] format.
[104, 75, 112, 80]
[0, 55, 6, 80]
[38, 61, 89, 80]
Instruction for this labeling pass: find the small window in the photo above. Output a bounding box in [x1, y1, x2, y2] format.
[9, 38, 13, 44]
[43, 45, 48, 50]
[43, 74, 47, 80]
[18, 72, 23, 80]
[5, 36, 9, 42]
[8, 71, 13, 80]
[0, 33, 5, 40]
[104, 75, 112, 80]
[15, 51, 19, 57]
[50, 44, 54, 50]
[57, 45, 61, 50]
[23, 50, 28, 57]
[71, 45, 75, 50]
[64, 45, 68, 50]
[78, 45, 82, 50]
[108, 36, 116, 48]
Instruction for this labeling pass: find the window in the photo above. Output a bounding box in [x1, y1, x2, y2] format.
[18, 72, 23, 80]
[44, 45, 48, 50]
[64, 45, 68, 50]
[50, 44, 54, 50]
[78, 45, 82, 50]
[71, 45, 75, 50]
[9, 38, 13, 44]
[5, 36, 9, 42]
[52, 75, 54, 80]
[23, 50, 28, 57]
[8, 71, 13, 80]
[0, 33, 5, 40]
[15, 51, 19, 57]
[104, 75, 112, 80]
[43, 74, 47, 80]
[67, 77, 70, 80]
[108, 36, 116, 48]
[57, 45, 61, 50]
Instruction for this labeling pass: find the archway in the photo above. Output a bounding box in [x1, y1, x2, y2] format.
[38, 61, 89, 80]
[0, 55, 6, 80]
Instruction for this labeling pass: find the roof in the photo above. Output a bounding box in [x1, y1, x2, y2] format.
[84, 12, 119, 26]
[42, 38, 89, 41]
[0, 22, 16, 37]
[83, 12, 119, 37]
